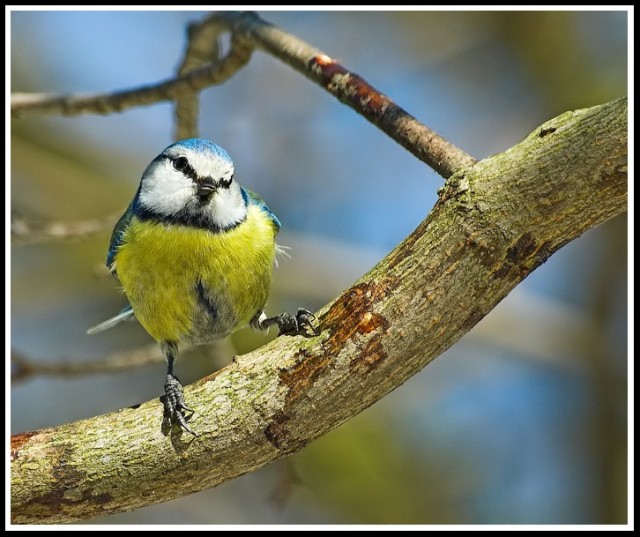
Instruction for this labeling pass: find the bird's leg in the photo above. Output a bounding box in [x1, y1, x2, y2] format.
[251, 308, 319, 337]
[160, 341, 197, 436]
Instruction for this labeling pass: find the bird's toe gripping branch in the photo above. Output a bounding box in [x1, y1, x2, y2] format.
[254, 308, 319, 337]
[161, 373, 197, 436]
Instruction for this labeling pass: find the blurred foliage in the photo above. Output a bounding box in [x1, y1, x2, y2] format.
[491, 11, 627, 111]
[293, 412, 455, 524]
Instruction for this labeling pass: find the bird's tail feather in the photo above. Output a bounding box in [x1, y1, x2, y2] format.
[86, 305, 136, 335]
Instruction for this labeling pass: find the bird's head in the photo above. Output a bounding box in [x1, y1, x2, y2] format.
[135, 138, 247, 230]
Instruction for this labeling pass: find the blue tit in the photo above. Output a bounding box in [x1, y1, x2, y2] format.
[88, 138, 318, 435]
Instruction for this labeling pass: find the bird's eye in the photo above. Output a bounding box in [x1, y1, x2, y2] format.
[173, 157, 189, 171]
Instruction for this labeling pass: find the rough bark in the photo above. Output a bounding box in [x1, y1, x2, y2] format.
[11, 97, 627, 523]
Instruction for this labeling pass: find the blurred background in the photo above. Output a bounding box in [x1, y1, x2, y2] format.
[9, 9, 629, 525]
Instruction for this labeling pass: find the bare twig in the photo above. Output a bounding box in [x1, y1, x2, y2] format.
[174, 89, 200, 141]
[208, 11, 477, 177]
[12, 11, 475, 178]
[11, 213, 120, 244]
[10, 36, 252, 119]
[10, 342, 209, 383]
[174, 16, 245, 139]
[269, 459, 302, 510]
[11, 344, 165, 382]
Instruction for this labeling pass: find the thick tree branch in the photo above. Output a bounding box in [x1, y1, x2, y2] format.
[11, 97, 627, 524]
[11, 11, 474, 178]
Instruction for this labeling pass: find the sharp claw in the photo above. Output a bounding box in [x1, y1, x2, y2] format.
[163, 374, 198, 436]
[172, 411, 197, 436]
[295, 308, 320, 336]
[178, 402, 195, 414]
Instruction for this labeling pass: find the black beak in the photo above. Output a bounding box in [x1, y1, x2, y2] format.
[197, 177, 217, 201]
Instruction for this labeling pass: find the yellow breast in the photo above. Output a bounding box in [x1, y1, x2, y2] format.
[113, 205, 278, 343]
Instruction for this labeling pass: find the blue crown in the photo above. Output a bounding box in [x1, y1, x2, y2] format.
[168, 138, 233, 163]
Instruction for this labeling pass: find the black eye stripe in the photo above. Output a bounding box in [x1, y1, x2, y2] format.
[171, 156, 198, 182]
[167, 156, 233, 189]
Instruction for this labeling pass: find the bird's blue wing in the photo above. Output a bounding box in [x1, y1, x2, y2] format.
[106, 202, 135, 272]
[89, 202, 136, 335]
[242, 187, 281, 232]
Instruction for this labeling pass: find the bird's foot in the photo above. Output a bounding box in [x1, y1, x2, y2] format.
[268, 308, 319, 337]
[161, 373, 197, 436]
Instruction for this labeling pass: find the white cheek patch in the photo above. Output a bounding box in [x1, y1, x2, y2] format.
[139, 161, 193, 216]
[206, 186, 248, 228]
[137, 151, 246, 228]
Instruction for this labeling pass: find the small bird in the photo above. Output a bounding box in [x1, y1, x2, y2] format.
[88, 138, 317, 435]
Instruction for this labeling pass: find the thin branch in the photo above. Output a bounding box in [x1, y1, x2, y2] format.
[11, 11, 475, 179]
[174, 90, 201, 141]
[10, 36, 252, 118]
[269, 459, 302, 510]
[210, 11, 477, 178]
[174, 16, 230, 139]
[12, 338, 231, 383]
[11, 344, 166, 382]
[10, 213, 120, 244]
[10, 97, 627, 523]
